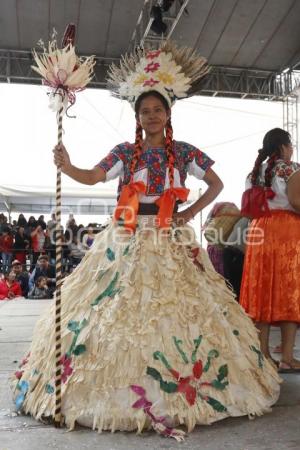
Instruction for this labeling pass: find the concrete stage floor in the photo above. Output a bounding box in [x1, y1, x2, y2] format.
[0, 298, 299, 450]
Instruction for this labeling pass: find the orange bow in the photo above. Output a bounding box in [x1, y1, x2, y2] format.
[114, 181, 146, 231]
[155, 187, 190, 229]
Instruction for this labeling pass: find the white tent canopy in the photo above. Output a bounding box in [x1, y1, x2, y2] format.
[0, 184, 117, 216]
[0, 184, 200, 217]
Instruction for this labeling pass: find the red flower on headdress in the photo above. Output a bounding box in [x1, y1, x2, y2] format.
[145, 62, 160, 73]
[143, 78, 159, 87]
[146, 50, 161, 59]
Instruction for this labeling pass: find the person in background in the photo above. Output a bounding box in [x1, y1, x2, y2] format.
[17, 214, 28, 228]
[223, 217, 249, 300]
[37, 215, 47, 231]
[68, 236, 85, 269]
[28, 268, 36, 292]
[204, 202, 241, 277]
[81, 225, 96, 251]
[27, 216, 37, 233]
[65, 216, 78, 243]
[33, 254, 55, 297]
[28, 276, 51, 300]
[0, 226, 14, 273]
[47, 213, 56, 231]
[13, 226, 30, 265]
[0, 271, 22, 300]
[11, 259, 29, 298]
[240, 128, 300, 372]
[11, 220, 18, 233]
[0, 214, 8, 234]
[30, 224, 45, 267]
[66, 214, 76, 229]
[45, 229, 69, 271]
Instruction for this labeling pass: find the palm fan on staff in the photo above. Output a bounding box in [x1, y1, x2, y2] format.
[31, 24, 95, 426]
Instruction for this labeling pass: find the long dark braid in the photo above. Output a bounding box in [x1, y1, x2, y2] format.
[264, 153, 280, 187]
[165, 117, 175, 188]
[250, 149, 268, 185]
[250, 128, 291, 186]
[129, 121, 143, 181]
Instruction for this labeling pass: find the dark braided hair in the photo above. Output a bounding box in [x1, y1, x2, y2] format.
[129, 121, 143, 182]
[165, 116, 175, 188]
[250, 128, 291, 187]
[133, 90, 174, 185]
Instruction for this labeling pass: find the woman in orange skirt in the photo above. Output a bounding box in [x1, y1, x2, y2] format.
[240, 128, 300, 372]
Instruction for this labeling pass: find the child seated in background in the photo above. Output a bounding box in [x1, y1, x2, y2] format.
[28, 276, 50, 300]
[0, 271, 22, 300]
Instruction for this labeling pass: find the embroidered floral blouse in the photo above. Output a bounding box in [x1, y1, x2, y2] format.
[246, 159, 300, 212]
[96, 141, 214, 203]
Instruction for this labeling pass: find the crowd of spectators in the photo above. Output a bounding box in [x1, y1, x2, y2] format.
[0, 212, 106, 301]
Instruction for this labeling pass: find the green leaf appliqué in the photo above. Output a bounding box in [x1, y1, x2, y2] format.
[106, 248, 115, 261]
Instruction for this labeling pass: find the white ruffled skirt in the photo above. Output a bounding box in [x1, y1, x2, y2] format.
[11, 216, 281, 440]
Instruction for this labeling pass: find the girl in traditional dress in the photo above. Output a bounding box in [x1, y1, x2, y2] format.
[12, 43, 280, 441]
[240, 128, 300, 373]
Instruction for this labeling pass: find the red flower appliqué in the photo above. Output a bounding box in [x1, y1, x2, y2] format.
[168, 360, 204, 405]
[15, 370, 24, 380]
[20, 353, 30, 368]
[146, 338, 229, 412]
[60, 354, 73, 383]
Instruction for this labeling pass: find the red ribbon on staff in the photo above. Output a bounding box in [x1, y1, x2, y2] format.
[155, 187, 190, 229]
[114, 181, 146, 231]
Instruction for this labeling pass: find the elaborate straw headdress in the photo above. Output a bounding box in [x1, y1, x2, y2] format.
[107, 41, 210, 108]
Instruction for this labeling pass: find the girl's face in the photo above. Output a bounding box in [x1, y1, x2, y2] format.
[137, 96, 170, 137]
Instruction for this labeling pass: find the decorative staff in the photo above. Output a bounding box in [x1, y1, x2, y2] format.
[31, 24, 95, 426]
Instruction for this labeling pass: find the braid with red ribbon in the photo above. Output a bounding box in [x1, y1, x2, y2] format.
[264, 153, 280, 187]
[250, 149, 268, 185]
[129, 121, 143, 181]
[165, 117, 175, 188]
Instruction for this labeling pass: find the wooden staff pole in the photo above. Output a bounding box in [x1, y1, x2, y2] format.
[54, 99, 64, 426]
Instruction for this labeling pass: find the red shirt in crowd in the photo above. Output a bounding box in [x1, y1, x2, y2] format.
[0, 279, 22, 300]
[0, 234, 13, 253]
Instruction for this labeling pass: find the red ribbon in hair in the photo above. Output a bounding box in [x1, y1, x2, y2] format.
[114, 181, 146, 231]
[155, 187, 190, 229]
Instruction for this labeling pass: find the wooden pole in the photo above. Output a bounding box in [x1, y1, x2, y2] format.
[54, 98, 64, 426]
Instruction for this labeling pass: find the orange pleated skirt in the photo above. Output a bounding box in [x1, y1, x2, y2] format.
[240, 210, 300, 323]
